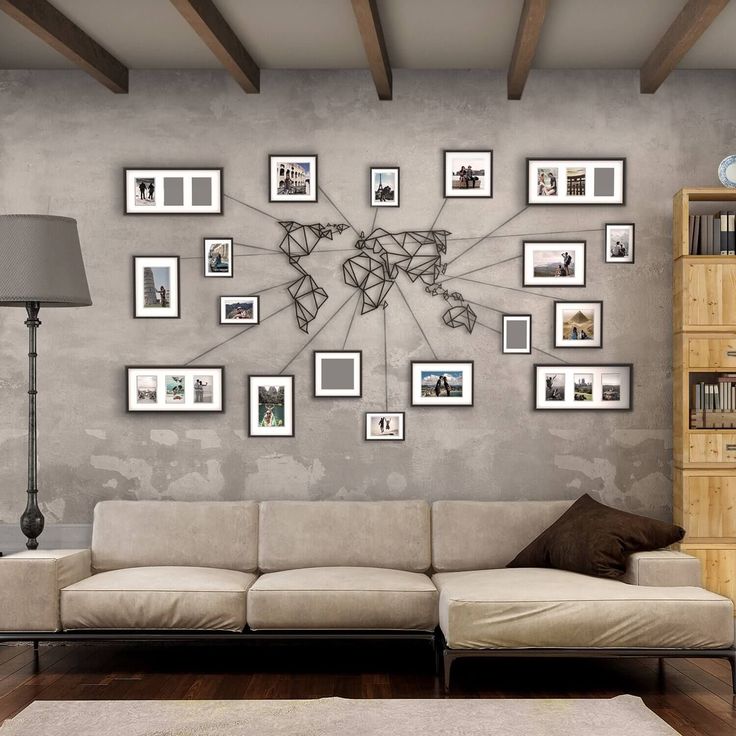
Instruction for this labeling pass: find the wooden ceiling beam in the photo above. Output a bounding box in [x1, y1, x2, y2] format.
[507, 0, 549, 100]
[169, 0, 260, 93]
[351, 0, 392, 100]
[640, 0, 728, 94]
[0, 0, 128, 93]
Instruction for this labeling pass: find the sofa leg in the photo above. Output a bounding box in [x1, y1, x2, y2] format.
[728, 651, 736, 695]
[32, 640, 38, 653]
[443, 650, 454, 693]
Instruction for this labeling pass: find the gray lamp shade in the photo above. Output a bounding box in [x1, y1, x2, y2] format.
[0, 215, 92, 307]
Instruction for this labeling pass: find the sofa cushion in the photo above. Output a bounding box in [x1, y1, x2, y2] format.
[433, 568, 734, 650]
[60, 567, 256, 631]
[92, 500, 259, 573]
[258, 500, 431, 572]
[248, 567, 438, 630]
[506, 494, 685, 579]
[432, 500, 573, 572]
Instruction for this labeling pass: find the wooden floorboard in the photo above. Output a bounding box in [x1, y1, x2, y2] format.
[0, 643, 732, 735]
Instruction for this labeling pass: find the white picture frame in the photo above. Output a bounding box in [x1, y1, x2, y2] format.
[269, 155, 317, 202]
[126, 366, 224, 412]
[365, 412, 405, 441]
[554, 301, 603, 348]
[523, 241, 586, 287]
[605, 223, 635, 263]
[411, 361, 474, 407]
[124, 168, 222, 214]
[502, 314, 532, 354]
[133, 256, 180, 319]
[534, 364, 632, 410]
[527, 158, 625, 205]
[204, 237, 234, 278]
[248, 375, 295, 437]
[219, 296, 259, 324]
[444, 150, 493, 198]
[314, 351, 362, 398]
[370, 167, 400, 207]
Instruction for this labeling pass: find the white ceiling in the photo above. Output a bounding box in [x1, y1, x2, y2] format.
[0, 0, 734, 71]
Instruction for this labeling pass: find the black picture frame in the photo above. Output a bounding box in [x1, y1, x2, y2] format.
[364, 411, 406, 441]
[502, 314, 532, 354]
[605, 223, 636, 263]
[410, 360, 475, 407]
[132, 255, 181, 319]
[370, 166, 400, 207]
[203, 237, 234, 278]
[123, 167, 224, 215]
[125, 366, 225, 413]
[443, 149, 493, 199]
[522, 240, 587, 288]
[248, 374, 295, 437]
[219, 295, 260, 325]
[268, 154, 318, 203]
[553, 301, 603, 349]
[313, 350, 363, 398]
[526, 157, 626, 206]
[533, 363, 633, 411]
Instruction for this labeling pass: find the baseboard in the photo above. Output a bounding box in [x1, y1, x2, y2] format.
[0, 523, 92, 555]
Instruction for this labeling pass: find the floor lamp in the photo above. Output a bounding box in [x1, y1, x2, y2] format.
[0, 215, 92, 550]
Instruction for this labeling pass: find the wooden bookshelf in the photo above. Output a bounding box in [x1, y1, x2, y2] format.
[674, 187, 736, 614]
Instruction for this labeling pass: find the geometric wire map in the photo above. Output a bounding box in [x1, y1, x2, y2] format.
[278, 220, 476, 334]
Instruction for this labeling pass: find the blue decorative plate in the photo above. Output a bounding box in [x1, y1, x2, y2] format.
[719, 155, 736, 187]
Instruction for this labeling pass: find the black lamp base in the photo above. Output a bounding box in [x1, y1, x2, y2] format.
[20, 490, 44, 550]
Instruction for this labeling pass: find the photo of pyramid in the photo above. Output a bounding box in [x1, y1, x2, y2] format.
[562, 308, 594, 340]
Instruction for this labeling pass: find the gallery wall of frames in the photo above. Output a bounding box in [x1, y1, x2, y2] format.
[124, 155, 633, 442]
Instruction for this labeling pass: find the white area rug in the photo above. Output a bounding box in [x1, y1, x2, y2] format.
[0, 696, 679, 736]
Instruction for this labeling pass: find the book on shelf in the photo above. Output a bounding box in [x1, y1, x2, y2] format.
[688, 211, 735, 254]
[691, 374, 736, 427]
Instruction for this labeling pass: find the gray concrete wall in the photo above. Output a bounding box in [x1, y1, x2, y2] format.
[0, 68, 729, 536]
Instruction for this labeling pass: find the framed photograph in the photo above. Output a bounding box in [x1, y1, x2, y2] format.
[133, 256, 180, 319]
[124, 168, 222, 214]
[365, 412, 405, 441]
[204, 237, 233, 278]
[269, 155, 317, 202]
[605, 223, 635, 263]
[126, 367, 224, 412]
[248, 375, 295, 437]
[554, 301, 603, 348]
[370, 167, 399, 207]
[411, 361, 474, 407]
[527, 158, 625, 205]
[313, 351, 362, 398]
[523, 241, 586, 287]
[502, 314, 532, 354]
[444, 150, 493, 198]
[219, 296, 259, 324]
[534, 364, 632, 410]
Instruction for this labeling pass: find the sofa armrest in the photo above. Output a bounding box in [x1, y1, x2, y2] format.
[0, 549, 91, 631]
[622, 550, 701, 587]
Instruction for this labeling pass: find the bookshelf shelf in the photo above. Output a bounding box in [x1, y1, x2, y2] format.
[674, 188, 736, 614]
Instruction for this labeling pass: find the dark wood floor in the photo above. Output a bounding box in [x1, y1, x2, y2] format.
[0, 641, 733, 735]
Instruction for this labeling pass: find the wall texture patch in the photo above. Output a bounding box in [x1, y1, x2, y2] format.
[0, 67, 725, 533]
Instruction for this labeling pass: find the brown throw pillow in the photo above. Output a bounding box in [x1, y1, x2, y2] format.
[506, 494, 685, 579]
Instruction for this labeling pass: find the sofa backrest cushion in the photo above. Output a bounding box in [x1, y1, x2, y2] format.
[91, 500, 259, 573]
[432, 500, 574, 571]
[258, 500, 431, 572]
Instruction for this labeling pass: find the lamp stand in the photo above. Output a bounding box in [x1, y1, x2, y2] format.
[19, 301, 43, 550]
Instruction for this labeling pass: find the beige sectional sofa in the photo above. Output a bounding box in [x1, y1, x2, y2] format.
[1, 498, 734, 691]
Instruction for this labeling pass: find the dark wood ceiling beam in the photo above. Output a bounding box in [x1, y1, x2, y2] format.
[169, 0, 260, 93]
[507, 0, 549, 100]
[0, 0, 128, 93]
[351, 0, 392, 100]
[640, 0, 728, 94]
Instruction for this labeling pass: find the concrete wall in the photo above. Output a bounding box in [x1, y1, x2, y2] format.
[0, 68, 729, 541]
